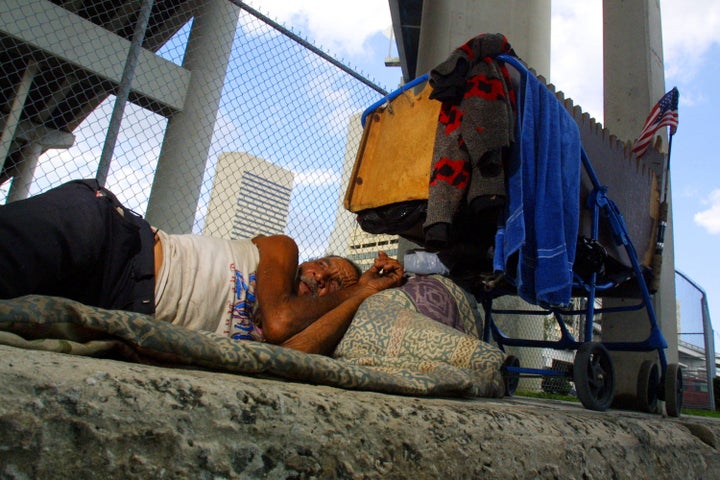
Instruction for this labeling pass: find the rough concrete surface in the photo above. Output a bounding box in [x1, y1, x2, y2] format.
[1, 344, 719, 480]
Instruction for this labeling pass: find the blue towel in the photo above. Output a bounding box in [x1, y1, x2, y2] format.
[494, 67, 582, 307]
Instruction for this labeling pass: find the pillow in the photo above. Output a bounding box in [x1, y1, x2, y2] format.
[334, 275, 505, 398]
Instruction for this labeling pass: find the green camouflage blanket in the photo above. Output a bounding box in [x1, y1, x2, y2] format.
[0, 276, 505, 397]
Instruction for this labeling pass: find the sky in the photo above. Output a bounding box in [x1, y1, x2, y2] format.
[243, 0, 720, 346]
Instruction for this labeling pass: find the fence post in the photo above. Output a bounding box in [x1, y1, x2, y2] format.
[676, 269, 716, 410]
[144, 0, 238, 233]
[96, 0, 155, 187]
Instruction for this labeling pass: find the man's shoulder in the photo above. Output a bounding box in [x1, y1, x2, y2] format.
[251, 234, 298, 252]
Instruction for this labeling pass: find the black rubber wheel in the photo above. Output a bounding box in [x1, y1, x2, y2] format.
[573, 342, 615, 411]
[664, 363, 683, 417]
[502, 355, 520, 396]
[636, 360, 660, 413]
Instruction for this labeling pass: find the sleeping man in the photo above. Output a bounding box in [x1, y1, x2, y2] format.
[0, 179, 404, 355]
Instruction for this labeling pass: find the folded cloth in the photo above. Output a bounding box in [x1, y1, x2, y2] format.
[495, 63, 582, 307]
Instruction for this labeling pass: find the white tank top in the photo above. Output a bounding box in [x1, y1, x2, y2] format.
[154, 230, 263, 341]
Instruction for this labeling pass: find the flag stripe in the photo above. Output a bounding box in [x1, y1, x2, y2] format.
[631, 87, 679, 158]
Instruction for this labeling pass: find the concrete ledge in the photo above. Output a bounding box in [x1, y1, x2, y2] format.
[1, 345, 718, 479]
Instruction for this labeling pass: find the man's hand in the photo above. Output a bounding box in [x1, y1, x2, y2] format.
[358, 251, 404, 294]
[279, 251, 404, 355]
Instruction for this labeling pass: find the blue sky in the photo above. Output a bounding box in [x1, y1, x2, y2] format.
[247, 0, 720, 344]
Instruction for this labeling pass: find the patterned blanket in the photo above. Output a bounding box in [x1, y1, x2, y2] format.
[0, 275, 505, 398]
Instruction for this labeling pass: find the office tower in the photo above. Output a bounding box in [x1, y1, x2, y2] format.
[205, 152, 294, 239]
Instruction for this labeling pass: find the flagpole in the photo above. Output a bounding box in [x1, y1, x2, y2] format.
[652, 132, 673, 291]
[662, 133, 673, 203]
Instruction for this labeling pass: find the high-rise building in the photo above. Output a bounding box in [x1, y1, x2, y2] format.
[204, 152, 294, 239]
[346, 229, 399, 270]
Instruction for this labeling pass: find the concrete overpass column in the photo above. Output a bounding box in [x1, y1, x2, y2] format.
[7, 125, 75, 202]
[415, 0, 551, 78]
[0, 61, 38, 174]
[602, 0, 678, 408]
[145, 0, 238, 233]
[7, 142, 42, 202]
[415, 0, 551, 391]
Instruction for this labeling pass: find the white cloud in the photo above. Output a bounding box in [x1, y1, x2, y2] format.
[549, 0, 720, 122]
[661, 0, 720, 82]
[550, 0, 604, 122]
[106, 150, 160, 214]
[34, 147, 99, 193]
[293, 168, 341, 187]
[242, 0, 391, 57]
[694, 189, 720, 235]
[209, 108, 250, 155]
[237, 3, 284, 41]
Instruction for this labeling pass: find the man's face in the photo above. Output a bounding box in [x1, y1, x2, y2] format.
[296, 257, 359, 297]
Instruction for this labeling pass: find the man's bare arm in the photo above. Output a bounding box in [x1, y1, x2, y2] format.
[279, 293, 368, 355]
[280, 251, 404, 354]
[252, 235, 403, 346]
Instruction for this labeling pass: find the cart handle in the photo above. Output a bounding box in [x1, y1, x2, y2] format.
[361, 54, 523, 128]
[361, 73, 430, 127]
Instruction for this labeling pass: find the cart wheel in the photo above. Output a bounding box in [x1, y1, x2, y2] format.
[664, 363, 684, 418]
[636, 360, 659, 413]
[502, 355, 520, 397]
[573, 342, 615, 411]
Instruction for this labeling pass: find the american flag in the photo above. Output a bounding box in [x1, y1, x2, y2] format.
[631, 87, 679, 158]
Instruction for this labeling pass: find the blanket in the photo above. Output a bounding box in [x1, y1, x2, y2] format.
[0, 276, 505, 398]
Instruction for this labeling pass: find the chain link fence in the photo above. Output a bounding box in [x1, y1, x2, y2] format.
[2, 2, 716, 407]
[1, 0, 388, 264]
